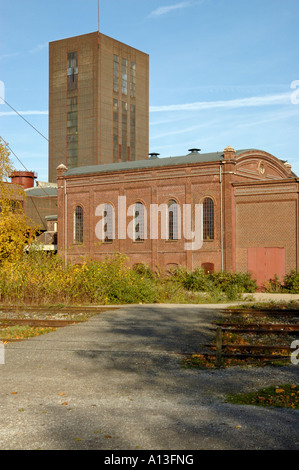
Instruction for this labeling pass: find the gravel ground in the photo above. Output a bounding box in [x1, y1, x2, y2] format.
[0, 304, 298, 450]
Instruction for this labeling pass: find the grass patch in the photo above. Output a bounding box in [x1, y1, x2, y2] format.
[226, 384, 299, 409]
[0, 325, 57, 341]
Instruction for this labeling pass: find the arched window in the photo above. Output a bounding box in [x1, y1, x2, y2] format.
[203, 197, 214, 240]
[103, 203, 114, 242]
[134, 202, 145, 241]
[74, 205, 83, 243]
[168, 200, 179, 240]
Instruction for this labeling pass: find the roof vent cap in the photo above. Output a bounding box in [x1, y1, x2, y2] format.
[149, 153, 160, 159]
[188, 148, 201, 154]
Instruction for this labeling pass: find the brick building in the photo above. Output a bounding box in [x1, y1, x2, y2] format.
[56, 146, 298, 287]
[49, 32, 149, 182]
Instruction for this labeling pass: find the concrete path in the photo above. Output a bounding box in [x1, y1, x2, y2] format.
[241, 293, 299, 302]
[0, 304, 298, 450]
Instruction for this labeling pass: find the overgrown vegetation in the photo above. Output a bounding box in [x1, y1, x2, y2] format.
[264, 270, 299, 293]
[0, 251, 260, 305]
[1, 250, 299, 306]
[169, 266, 257, 300]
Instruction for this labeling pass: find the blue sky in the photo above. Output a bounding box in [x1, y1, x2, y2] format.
[0, 0, 299, 181]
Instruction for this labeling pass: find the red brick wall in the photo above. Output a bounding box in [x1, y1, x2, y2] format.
[57, 149, 298, 280]
[234, 180, 299, 279]
[57, 161, 224, 270]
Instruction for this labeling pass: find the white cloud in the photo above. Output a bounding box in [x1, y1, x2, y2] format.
[0, 43, 48, 61]
[149, 1, 192, 17]
[0, 52, 20, 60]
[0, 110, 48, 117]
[29, 43, 48, 55]
[150, 93, 292, 112]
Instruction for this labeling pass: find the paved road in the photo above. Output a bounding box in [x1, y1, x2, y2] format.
[0, 304, 298, 450]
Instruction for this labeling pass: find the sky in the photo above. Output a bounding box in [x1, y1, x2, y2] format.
[0, 0, 299, 182]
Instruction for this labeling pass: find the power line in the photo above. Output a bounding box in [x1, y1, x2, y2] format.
[5, 143, 28, 171]
[1, 97, 49, 143]
[0, 139, 55, 228]
[0, 96, 68, 166]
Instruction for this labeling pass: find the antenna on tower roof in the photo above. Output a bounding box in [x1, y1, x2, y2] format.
[98, 0, 100, 33]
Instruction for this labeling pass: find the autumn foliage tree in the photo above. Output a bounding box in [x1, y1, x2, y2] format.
[0, 137, 38, 262]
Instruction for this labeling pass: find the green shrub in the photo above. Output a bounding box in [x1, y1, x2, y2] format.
[184, 268, 214, 292]
[263, 274, 284, 293]
[283, 270, 299, 293]
[132, 263, 154, 280]
[209, 271, 257, 294]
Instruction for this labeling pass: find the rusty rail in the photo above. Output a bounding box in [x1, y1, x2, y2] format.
[205, 343, 292, 351]
[212, 323, 299, 335]
[204, 309, 299, 366]
[202, 352, 290, 360]
[220, 308, 299, 317]
[216, 322, 299, 330]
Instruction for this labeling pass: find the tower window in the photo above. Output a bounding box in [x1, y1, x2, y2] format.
[122, 101, 127, 161]
[113, 99, 119, 163]
[122, 58, 127, 95]
[130, 62, 136, 98]
[113, 55, 119, 93]
[67, 52, 78, 90]
[130, 104, 135, 161]
[67, 97, 78, 168]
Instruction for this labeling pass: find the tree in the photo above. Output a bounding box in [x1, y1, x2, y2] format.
[0, 137, 38, 262]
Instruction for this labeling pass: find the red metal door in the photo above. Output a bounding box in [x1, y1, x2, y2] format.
[247, 247, 286, 288]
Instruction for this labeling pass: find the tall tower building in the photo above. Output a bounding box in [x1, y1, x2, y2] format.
[48, 32, 149, 182]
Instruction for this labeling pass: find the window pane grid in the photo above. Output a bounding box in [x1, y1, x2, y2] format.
[203, 198, 214, 240]
[134, 202, 145, 241]
[113, 55, 119, 93]
[168, 200, 178, 240]
[74, 206, 83, 243]
[103, 204, 113, 242]
[122, 58, 127, 95]
[67, 52, 78, 90]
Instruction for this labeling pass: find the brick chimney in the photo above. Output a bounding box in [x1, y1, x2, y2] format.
[56, 163, 68, 178]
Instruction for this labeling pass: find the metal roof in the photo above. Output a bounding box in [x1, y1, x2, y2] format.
[25, 187, 58, 197]
[65, 149, 254, 177]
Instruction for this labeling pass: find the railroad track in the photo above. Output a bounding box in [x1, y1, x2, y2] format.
[220, 308, 299, 318]
[0, 306, 114, 314]
[213, 323, 299, 334]
[0, 318, 83, 328]
[204, 343, 293, 360]
[202, 308, 299, 365]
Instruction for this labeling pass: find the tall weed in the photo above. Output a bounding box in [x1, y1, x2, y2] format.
[0, 252, 262, 305]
